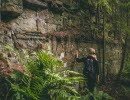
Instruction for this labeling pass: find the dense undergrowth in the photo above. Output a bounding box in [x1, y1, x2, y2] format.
[0, 50, 84, 100]
[0, 49, 114, 100]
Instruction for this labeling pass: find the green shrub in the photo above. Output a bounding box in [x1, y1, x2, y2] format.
[4, 50, 84, 100]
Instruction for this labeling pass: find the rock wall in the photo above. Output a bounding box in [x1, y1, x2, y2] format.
[0, 0, 122, 79]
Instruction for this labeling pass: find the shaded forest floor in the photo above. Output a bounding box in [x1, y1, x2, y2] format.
[98, 79, 130, 100]
[78, 77, 130, 100]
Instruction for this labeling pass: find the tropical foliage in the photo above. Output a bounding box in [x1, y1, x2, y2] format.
[1, 50, 84, 100]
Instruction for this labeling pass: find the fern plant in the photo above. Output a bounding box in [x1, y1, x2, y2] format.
[79, 88, 114, 100]
[5, 50, 84, 100]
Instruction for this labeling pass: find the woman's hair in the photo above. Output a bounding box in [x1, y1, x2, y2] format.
[88, 48, 96, 54]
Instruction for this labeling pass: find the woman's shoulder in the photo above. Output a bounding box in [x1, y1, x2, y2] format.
[87, 55, 97, 60]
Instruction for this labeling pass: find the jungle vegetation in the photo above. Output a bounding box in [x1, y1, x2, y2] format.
[0, 0, 130, 100]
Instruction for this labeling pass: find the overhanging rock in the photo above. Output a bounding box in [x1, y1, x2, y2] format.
[23, 0, 47, 9]
[0, 0, 23, 21]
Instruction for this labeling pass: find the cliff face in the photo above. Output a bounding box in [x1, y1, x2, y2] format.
[0, 0, 122, 77]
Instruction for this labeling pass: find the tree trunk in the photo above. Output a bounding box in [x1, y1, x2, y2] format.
[117, 6, 129, 80]
[117, 36, 128, 80]
[102, 10, 106, 83]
